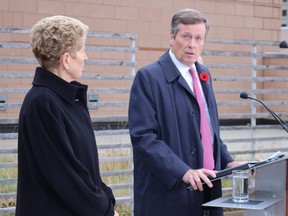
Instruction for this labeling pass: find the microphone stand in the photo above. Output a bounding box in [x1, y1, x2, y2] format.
[240, 92, 288, 133]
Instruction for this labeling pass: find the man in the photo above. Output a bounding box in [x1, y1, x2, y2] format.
[129, 9, 239, 216]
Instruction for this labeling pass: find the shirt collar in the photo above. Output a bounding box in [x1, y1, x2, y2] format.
[169, 49, 197, 75]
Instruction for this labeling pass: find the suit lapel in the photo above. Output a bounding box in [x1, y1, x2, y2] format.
[195, 62, 211, 105]
[158, 51, 194, 95]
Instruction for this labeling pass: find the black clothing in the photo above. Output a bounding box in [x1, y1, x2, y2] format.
[16, 67, 115, 216]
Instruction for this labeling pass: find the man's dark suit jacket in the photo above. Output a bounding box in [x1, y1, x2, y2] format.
[129, 50, 233, 216]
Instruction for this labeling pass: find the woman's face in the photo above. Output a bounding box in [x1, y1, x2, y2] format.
[62, 39, 88, 82]
[67, 45, 88, 81]
[66, 40, 88, 81]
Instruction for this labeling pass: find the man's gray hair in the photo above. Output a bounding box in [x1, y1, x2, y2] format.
[170, 9, 209, 38]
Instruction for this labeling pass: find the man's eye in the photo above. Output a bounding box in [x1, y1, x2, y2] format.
[182, 35, 191, 40]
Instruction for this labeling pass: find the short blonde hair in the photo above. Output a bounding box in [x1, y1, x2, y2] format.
[30, 15, 89, 69]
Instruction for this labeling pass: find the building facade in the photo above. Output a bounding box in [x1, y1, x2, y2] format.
[0, 0, 287, 124]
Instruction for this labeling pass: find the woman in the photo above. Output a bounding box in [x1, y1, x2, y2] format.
[16, 15, 118, 216]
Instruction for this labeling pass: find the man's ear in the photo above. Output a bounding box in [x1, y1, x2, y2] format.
[169, 33, 174, 47]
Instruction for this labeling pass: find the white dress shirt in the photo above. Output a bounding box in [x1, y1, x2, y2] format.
[169, 49, 214, 144]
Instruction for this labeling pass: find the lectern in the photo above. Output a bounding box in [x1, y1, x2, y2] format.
[203, 153, 288, 216]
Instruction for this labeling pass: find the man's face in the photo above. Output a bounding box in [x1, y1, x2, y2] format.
[170, 23, 206, 66]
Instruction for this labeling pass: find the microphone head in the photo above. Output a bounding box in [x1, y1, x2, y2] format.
[240, 92, 249, 99]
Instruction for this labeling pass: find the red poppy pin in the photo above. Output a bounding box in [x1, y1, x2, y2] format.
[199, 73, 209, 82]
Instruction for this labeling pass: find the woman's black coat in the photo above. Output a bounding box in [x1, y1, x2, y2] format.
[16, 67, 115, 216]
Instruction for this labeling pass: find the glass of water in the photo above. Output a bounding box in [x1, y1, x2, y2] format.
[232, 170, 249, 203]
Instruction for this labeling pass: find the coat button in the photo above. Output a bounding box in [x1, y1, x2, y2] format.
[188, 110, 194, 116]
[190, 149, 197, 155]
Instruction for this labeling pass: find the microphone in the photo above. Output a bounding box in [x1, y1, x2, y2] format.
[240, 92, 288, 133]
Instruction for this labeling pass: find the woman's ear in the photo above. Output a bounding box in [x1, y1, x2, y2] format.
[60, 52, 70, 70]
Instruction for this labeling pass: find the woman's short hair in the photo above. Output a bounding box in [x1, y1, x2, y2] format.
[30, 15, 89, 69]
[170, 9, 209, 38]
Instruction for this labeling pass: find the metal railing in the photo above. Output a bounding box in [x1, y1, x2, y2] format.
[0, 27, 288, 214]
[0, 27, 137, 214]
[203, 38, 288, 161]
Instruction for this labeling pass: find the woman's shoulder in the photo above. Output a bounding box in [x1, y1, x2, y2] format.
[22, 86, 60, 111]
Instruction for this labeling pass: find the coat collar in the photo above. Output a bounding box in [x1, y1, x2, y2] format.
[158, 51, 212, 105]
[158, 50, 180, 83]
[32, 67, 88, 104]
[158, 50, 209, 82]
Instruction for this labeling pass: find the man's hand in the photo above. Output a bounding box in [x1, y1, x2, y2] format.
[182, 168, 216, 191]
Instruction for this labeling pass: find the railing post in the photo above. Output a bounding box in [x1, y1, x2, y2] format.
[250, 44, 257, 160]
[130, 37, 137, 78]
[129, 36, 136, 216]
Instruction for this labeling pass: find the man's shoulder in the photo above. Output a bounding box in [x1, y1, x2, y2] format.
[195, 61, 210, 73]
[140, 61, 161, 72]
[139, 51, 171, 73]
